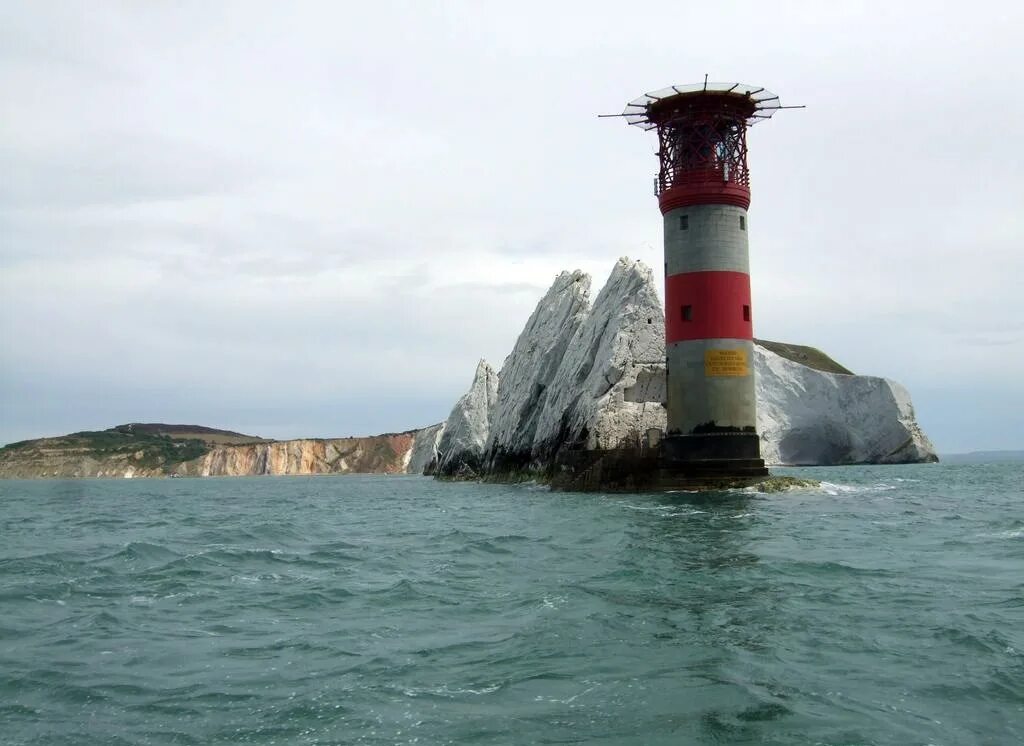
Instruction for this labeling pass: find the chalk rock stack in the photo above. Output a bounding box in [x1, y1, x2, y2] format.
[427, 257, 936, 476]
[483, 270, 592, 472]
[528, 258, 665, 458]
[406, 423, 445, 475]
[431, 360, 498, 477]
[754, 346, 936, 464]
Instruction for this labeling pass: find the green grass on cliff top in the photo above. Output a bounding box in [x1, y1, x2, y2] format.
[0, 428, 211, 470]
[756, 339, 854, 375]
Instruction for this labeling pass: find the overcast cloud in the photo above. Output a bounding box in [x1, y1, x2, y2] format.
[1, 1, 1022, 453]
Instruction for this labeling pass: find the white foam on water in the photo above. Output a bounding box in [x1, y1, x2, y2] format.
[230, 573, 283, 584]
[975, 528, 1024, 540]
[541, 594, 566, 609]
[533, 683, 598, 704]
[623, 504, 707, 517]
[403, 683, 502, 697]
[819, 482, 857, 495]
[817, 481, 897, 496]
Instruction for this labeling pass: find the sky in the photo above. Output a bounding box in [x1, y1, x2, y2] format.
[1, 1, 1022, 454]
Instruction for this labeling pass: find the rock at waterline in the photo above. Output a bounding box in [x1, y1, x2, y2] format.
[429, 257, 937, 478]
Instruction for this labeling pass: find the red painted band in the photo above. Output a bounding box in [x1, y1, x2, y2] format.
[665, 271, 753, 342]
[659, 183, 751, 213]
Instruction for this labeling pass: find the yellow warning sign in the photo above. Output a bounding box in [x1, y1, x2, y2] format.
[704, 349, 749, 377]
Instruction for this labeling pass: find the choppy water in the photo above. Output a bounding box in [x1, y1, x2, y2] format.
[1, 464, 1022, 745]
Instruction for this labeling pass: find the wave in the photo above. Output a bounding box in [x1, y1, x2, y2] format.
[2, 467, 1021, 745]
[96, 541, 183, 565]
[975, 527, 1024, 540]
[817, 481, 897, 495]
[454, 534, 535, 556]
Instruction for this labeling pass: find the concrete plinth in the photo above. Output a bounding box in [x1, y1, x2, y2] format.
[550, 440, 769, 493]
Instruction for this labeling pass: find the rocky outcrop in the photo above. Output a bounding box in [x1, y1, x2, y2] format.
[433, 258, 937, 476]
[532, 258, 665, 458]
[431, 360, 497, 477]
[484, 271, 591, 472]
[755, 346, 937, 465]
[406, 423, 445, 475]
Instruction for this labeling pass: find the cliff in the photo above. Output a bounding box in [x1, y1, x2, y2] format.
[530, 258, 666, 459]
[430, 258, 937, 477]
[430, 360, 498, 478]
[406, 422, 446, 475]
[755, 346, 936, 464]
[484, 271, 591, 472]
[174, 434, 417, 476]
[0, 424, 444, 479]
[0, 425, 227, 479]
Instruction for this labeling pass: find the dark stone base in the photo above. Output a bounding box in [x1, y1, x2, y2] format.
[550, 435, 768, 493]
[661, 433, 764, 463]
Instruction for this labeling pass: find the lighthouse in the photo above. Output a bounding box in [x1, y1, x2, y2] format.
[622, 81, 792, 481]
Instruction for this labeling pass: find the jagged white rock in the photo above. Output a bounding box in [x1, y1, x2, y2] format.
[406, 422, 445, 475]
[532, 257, 665, 457]
[433, 360, 497, 475]
[484, 271, 591, 471]
[754, 345, 936, 465]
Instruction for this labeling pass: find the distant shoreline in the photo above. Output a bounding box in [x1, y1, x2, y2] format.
[939, 450, 1024, 464]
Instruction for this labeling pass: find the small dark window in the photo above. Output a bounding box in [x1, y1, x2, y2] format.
[739, 215, 746, 231]
[647, 317, 652, 324]
[743, 304, 751, 322]
[682, 305, 693, 321]
[679, 215, 689, 230]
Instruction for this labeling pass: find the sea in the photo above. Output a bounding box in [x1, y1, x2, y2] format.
[1, 464, 1021, 745]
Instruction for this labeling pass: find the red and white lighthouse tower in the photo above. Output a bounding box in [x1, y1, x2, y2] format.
[623, 81, 791, 480]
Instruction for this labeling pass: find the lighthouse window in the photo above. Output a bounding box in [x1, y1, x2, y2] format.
[679, 215, 689, 230]
[682, 305, 693, 322]
[743, 304, 751, 321]
[739, 215, 746, 231]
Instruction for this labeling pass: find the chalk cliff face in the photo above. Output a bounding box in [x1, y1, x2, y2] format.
[1, 426, 444, 479]
[406, 423, 446, 475]
[432, 258, 937, 475]
[174, 434, 412, 476]
[484, 271, 591, 472]
[532, 258, 665, 458]
[176, 429, 462, 477]
[432, 360, 497, 477]
[755, 346, 936, 465]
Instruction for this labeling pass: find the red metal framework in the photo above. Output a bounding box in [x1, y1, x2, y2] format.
[619, 82, 791, 212]
[655, 111, 750, 209]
